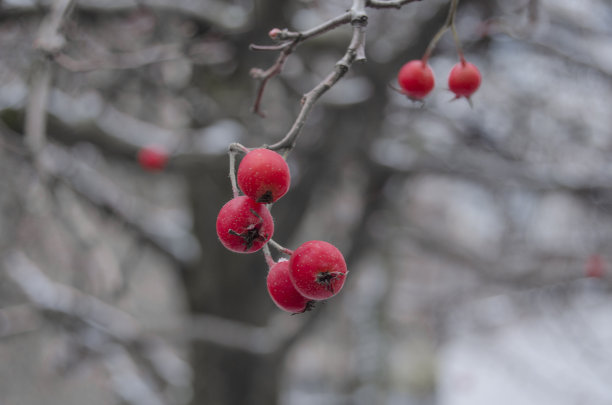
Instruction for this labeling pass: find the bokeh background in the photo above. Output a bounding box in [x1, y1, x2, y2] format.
[1, 0, 612, 404]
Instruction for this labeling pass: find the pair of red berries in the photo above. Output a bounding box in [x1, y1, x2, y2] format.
[216, 148, 290, 253]
[267, 240, 348, 313]
[397, 59, 481, 100]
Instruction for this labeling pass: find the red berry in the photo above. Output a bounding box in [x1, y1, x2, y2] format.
[397, 60, 435, 100]
[216, 196, 274, 253]
[138, 145, 168, 171]
[448, 61, 481, 98]
[585, 254, 606, 278]
[267, 260, 314, 313]
[237, 148, 291, 204]
[289, 240, 348, 300]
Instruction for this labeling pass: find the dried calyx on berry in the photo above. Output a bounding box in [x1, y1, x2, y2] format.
[289, 240, 348, 300]
[216, 196, 274, 253]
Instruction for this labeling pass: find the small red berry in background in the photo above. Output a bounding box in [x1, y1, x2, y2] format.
[289, 240, 348, 300]
[397, 60, 435, 100]
[237, 148, 291, 204]
[585, 254, 606, 278]
[267, 260, 314, 313]
[138, 145, 168, 171]
[216, 196, 274, 253]
[448, 61, 481, 99]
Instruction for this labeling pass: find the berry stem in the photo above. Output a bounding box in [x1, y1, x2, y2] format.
[450, 12, 465, 63]
[269, 239, 293, 256]
[422, 0, 461, 63]
[228, 143, 249, 198]
[263, 244, 276, 269]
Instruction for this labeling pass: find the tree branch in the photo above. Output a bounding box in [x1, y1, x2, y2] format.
[4, 0, 250, 32]
[266, 3, 369, 153]
[249, 11, 353, 116]
[24, 61, 52, 158]
[3, 251, 190, 405]
[2, 250, 314, 358]
[41, 143, 201, 266]
[366, 0, 423, 9]
[25, 0, 74, 166]
[33, 0, 75, 54]
[250, 39, 301, 117]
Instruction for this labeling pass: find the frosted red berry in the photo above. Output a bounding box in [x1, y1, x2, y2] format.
[138, 145, 167, 171]
[397, 60, 435, 100]
[216, 196, 274, 253]
[237, 148, 291, 204]
[267, 260, 314, 313]
[289, 240, 348, 300]
[448, 61, 481, 98]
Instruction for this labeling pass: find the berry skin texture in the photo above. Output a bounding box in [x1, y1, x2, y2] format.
[448, 61, 481, 98]
[289, 240, 348, 300]
[237, 148, 291, 204]
[216, 196, 274, 253]
[138, 145, 168, 171]
[267, 260, 314, 313]
[397, 60, 435, 100]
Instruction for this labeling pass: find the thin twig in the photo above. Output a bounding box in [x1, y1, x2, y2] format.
[228, 143, 249, 197]
[268, 239, 293, 256]
[34, 0, 75, 54]
[262, 244, 276, 268]
[267, 3, 369, 153]
[249, 11, 353, 116]
[292, 11, 353, 40]
[422, 0, 460, 62]
[250, 40, 300, 117]
[366, 0, 423, 9]
[25, 0, 75, 166]
[24, 61, 52, 158]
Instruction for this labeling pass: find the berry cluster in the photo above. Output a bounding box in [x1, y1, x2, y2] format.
[397, 59, 481, 101]
[215, 148, 348, 314]
[395, 0, 481, 103]
[267, 241, 347, 313]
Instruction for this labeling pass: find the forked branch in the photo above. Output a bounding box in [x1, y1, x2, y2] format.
[250, 0, 422, 153]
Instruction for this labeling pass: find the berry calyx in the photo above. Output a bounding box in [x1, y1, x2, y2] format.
[448, 61, 481, 98]
[216, 196, 274, 253]
[289, 240, 348, 300]
[267, 259, 314, 313]
[237, 148, 291, 204]
[138, 145, 168, 171]
[397, 60, 435, 100]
